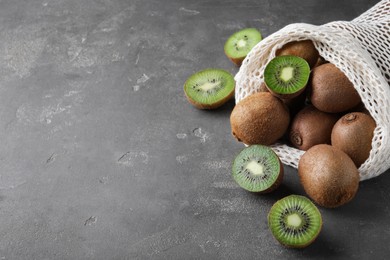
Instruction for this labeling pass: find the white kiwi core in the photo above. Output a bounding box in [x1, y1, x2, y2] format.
[287, 213, 302, 227]
[199, 81, 220, 91]
[246, 160, 265, 176]
[280, 67, 294, 82]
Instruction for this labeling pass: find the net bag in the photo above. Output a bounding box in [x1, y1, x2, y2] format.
[234, 0, 390, 181]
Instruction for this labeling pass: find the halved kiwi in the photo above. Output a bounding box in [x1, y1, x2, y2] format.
[268, 195, 322, 248]
[224, 28, 262, 66]
[232, 145, 283, 193]
[184, 68, 235, 109]
[264, 55, 310, 99]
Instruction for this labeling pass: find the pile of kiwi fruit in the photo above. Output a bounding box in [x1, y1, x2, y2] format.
[183, 27, 377, 249]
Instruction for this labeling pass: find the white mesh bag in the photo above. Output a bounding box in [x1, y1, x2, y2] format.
[234, 0, 390, 181]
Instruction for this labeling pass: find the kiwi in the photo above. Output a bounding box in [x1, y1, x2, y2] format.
[184, 68, 235, 109]
[309, 63, 361, 113]
[264, 55, 310, 99]
[224, 28, 262, 66]
[289, 105, 339, 151]
[331, 112, 376, 168]
[258, 82, 269, 93]
[268, 195, 322, 248]
[276, 40, 319, 68]
[232, 145, 283, 193]
[230, 92, 290, 145]
[298, 144, 360, 208]
[281, 89, 307, 117]
[313, 56, 328, 68]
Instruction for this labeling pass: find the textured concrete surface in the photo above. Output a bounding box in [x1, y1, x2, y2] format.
[0, 0, 388, 259]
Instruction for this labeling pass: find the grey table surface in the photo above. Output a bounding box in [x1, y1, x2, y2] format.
[0, 0, 389, 259]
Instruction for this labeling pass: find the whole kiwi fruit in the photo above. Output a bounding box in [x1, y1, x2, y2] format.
[298, 144, 360, 208]
[309, 63, 361, 113]
[331, 112, 376, 168]
[230, 92, 290, 145]
[276, 40, 319, 68]
[289, 105, 339, 151]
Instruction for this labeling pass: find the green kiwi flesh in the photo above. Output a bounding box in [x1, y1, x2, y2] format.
[232, 145, 283, 193]
[264, 55, 310, 99]
[268, 195, 322, 248]
[184, 68, 235, 109]
[224, 28, 262, 66]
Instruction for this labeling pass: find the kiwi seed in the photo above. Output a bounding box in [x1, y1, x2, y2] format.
[230, 92, 290, 145]
[276, 40, 319, 68]
[224, 28, 262, 66]
[184, 68, 235, 109]
[298, 144, 360, 208]
[331, 112, 376, 167]
[288, 105, 339, 151]
[232, 145, 283, 193]
[309, 63, 361, 113]
[268, 195, 322, 248]
[264, 55, 310, 99]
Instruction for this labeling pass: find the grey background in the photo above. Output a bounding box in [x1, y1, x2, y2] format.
[0, 0, 388, 259]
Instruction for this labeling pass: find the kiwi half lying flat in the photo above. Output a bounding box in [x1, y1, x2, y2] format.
[224, 28, 262, 66]
[184, 68, 235, 109]
[264, 55, 310, 99]
[268, 195, 322, 248]
[232, 145, 283, 193]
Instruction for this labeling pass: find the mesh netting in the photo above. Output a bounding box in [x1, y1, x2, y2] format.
[234, 0, 390, 180]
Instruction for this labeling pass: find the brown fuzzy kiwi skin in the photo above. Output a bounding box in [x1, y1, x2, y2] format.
[289, 105, 339, 151]
[259, 82, 269, 92]
[226, 56, 244, 67]
[309, 63, 361, 113]
[331, 112, 376, 168]
[281, 89, 307, 118]
[275, 40, 319, 69]
[184, 87, 235, 110]
[298, 144, 360, 208]
[313, 56, 328, 68]
[230, 92, 290, 145]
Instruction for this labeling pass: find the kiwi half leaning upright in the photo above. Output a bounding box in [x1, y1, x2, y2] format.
[268, 195, 322, 248]
[184, 68, 235, 109]
[224, 28, 262, 66]
[331, 112, 376, 168]
[276, 40, 319, 68]
[232, 145, 283, 193]
[264, 55, 310, 99]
